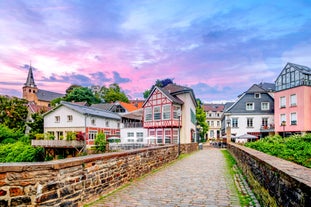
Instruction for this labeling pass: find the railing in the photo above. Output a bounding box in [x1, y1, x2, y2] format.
[32, 140, 85, 148]
[260, 124, 275, 132]
[123, 122, 143, 128]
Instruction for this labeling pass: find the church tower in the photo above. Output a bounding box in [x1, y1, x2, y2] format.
[22, 65, 38, 102]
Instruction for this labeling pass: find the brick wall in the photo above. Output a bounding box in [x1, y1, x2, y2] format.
[0, 143, 197, 206]
[228, 143, 311, 207]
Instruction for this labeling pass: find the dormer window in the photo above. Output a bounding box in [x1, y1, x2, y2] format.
[254, 93, 261, 99]
[246, 102, 254, 110]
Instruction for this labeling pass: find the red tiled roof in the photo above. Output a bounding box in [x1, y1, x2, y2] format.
[203, 104, 225, 112]
[119, 102, 141, 112]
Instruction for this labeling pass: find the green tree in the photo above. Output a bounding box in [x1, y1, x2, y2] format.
[0, 124, 26, 143]
[27, 113, 44, 138]
[100, 83, 129, 103]
[0, 95, 28, 131]
[95, 132, 107, 152]
[143, 78, 174, 99]
[65, 87, 101, 105]
[196, 102, 208, 142]
[66, 84, 82, 94]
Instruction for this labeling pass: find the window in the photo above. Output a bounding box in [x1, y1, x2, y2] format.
[290, 113, 297, 125]
[290, 94, 297, 106]
[173, 105, 181, 119]
[172, 129, 179, 144]
[232, 118, 238, 128]
[162, 105, 171, 120]
[56, 131, 63, 140]
[254, 93, 261, 99]
[88, 130, 97, 140]
[127, 132, 134, 137]
[262, 118, 268, 127]
[217, 121, 220, 127]
[246, 102, 254, 110]
[136, 132, 143, 142]
[164, 129, 171, 144]
[91, 118, 96, 125]
[156, 130, 163, 144]
[261, 102, 269, 110]
[105, 121, 109, 127]
[145, 107, 152, 121]
[55, 116, 60, 123]
[211, 121, 214, 127]
[280, 114, 286, 126]
[280, 96, 286, 108]
[154, 106, 161, 120]
[210, 130, 214, 138]
[247, 118, 253, 128]
[67, 115, 73, 122]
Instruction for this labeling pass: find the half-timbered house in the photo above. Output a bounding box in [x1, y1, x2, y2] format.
[143, 83, 197, 144]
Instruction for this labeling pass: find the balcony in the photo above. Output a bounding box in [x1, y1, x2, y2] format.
[260, 124, 275, 132]
[32, 140, 85, 148]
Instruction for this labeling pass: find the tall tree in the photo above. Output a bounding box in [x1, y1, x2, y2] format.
[100, 83, 129, 103]
[65, 87, 101, 105]
[196, 102, 208, 142]
[0, 95, 28, 131]
[27, 113, 44, 138]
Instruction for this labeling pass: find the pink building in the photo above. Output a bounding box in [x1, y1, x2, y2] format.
[274, 63, 311, 136]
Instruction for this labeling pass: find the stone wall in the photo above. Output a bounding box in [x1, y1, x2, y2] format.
[228, 143, 311, 207]
[0, 143, 197, 206]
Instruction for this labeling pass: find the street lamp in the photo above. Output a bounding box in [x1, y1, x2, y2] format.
[177, 109, 181, 156]
[281, 121, 286, 138]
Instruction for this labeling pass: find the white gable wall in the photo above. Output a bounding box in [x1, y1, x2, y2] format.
[230, 114, 274, 137]
[176, 93, 196, 143]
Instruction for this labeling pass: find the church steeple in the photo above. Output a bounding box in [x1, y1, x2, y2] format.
[24, 64, 37, 87]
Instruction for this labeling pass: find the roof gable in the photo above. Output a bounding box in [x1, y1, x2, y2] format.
[44, 101, 121, 120]
[37, 89, 64, 102]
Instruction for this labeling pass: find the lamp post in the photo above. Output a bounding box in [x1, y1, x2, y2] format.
[281, 121, 286, 138]
[177, 109, 181, 156]
[226, 118, 231, 144]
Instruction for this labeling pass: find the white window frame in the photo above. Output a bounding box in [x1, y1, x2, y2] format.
[290, 94, 297, 106]
[247, 118, 253, 128]
[88, 130, 97, 140]
[232, 118, 238, 128]
[153, 106, 161, 120]
[162, 104, 171, 120]
[254, 93, 261, 99]
[246, 102, 254, 110]
[280, 114, 286, 126]
[261, 102, 270, 110]
[280, 96, 286, 108]
[290, 112, 297, 125]
[144, 107, 152, 122]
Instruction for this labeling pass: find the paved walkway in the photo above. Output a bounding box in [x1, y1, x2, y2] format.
[90, 148, 240, 207]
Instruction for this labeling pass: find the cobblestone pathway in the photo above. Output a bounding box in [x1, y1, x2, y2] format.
[90, 148, 240, 207]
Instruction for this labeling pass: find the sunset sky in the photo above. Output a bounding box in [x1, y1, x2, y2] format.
[1, 0, 311, 102]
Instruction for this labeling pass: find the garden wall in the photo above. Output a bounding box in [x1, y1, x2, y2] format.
[0, 143, 197, 206]
[228, 143, 311, 207]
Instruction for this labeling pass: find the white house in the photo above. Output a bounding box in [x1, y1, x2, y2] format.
[43, 101, 121, 147]
[222, 83, 275, 140]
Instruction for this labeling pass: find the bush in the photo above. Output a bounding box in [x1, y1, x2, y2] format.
[95, 132, 107, 152]
[245, 134, 311, 168]
[0, 142, 44, 162]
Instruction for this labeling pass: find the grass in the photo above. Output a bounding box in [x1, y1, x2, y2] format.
[221, 149, 257, 207]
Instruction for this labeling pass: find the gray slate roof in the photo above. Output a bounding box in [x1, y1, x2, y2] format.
[225, 83, 274, 114]
[45, 101, 121, 120]
[37, 89, 64, 102]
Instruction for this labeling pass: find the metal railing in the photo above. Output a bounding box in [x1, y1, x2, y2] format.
[31, 140, 84, 148]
